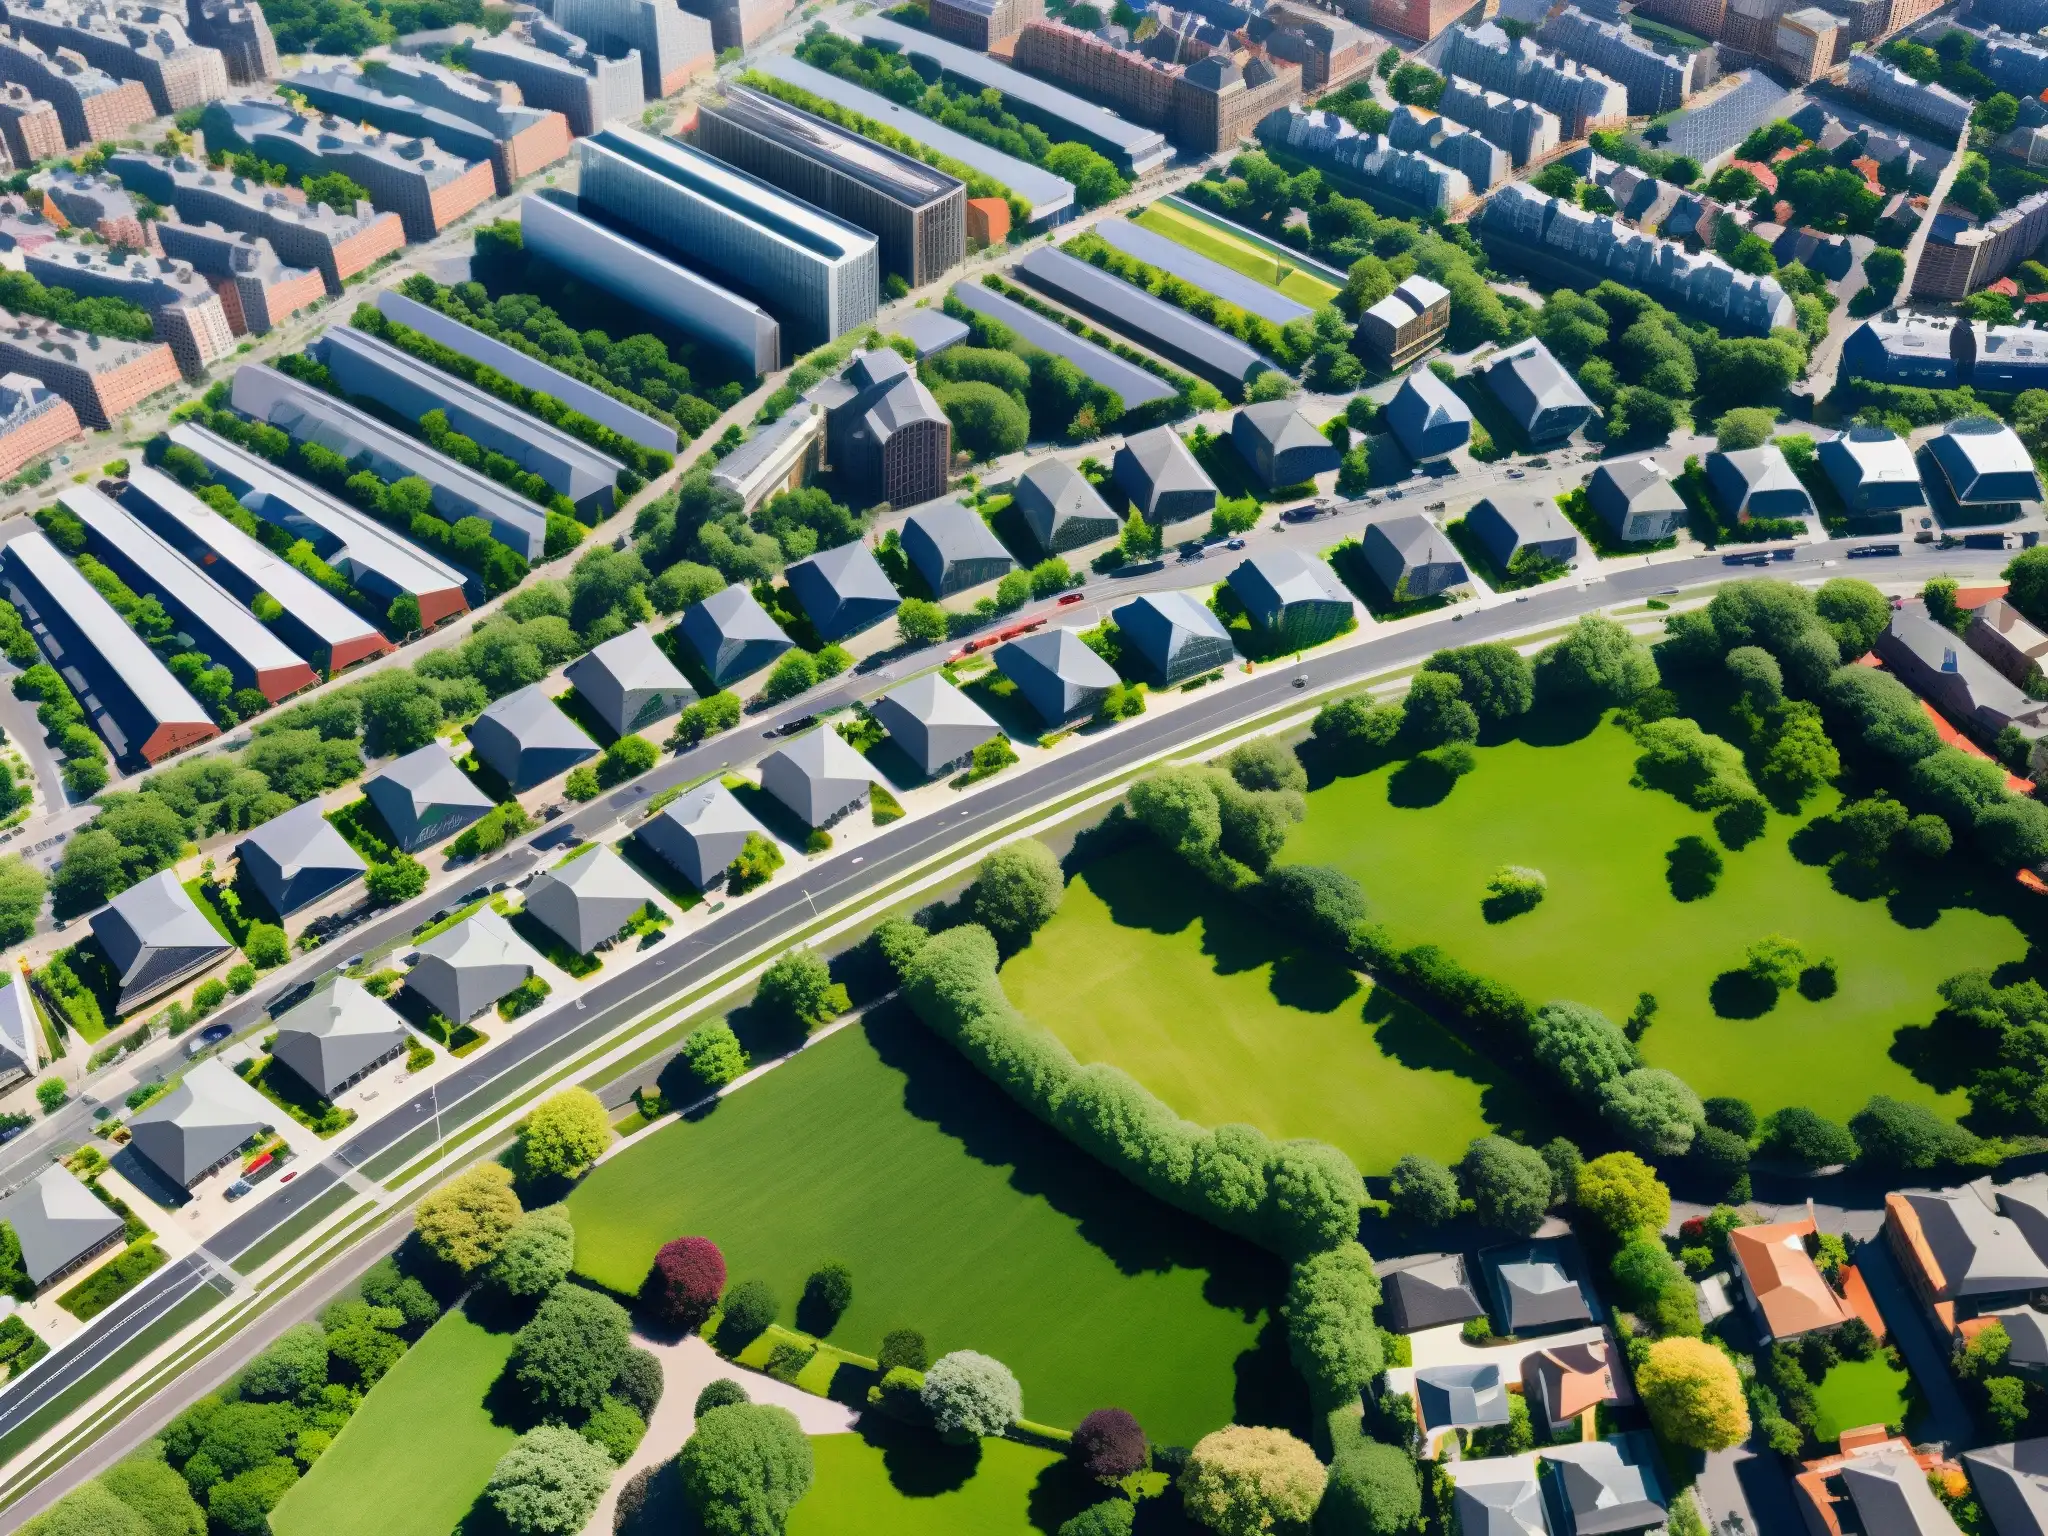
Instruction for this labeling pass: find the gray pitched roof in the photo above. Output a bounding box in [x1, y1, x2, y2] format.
[1385, 368, 1474, 461]
[1930, 417, 2044, 504]
[1819, 426, 1925, 510]
[1379, 1252, 1485, 1332]
[902, 498, 1015, 597]
[1992, 1309, 2048, 1374]
[1839, 1446, 1965, 1536]
[1541, 1440, 1665, 1536]
[270, 976, 408, 1099]
[564, 626, 695, 738]
[1705, 445, 1814, 521]
[91, 870, 235, 1010]
[993, 627, 1120, 724]
[468, 684, 598, 793]
[784, 542, 901, 641]
[870, 674, 1002, 777]
[0, 977, 35, 1086]
[1417, 1362, 1511, 1430]
[1487, 1241, 1594, 1331]
[1228, 550, 1351, 627]
[1966, 1437, 2048, 1536]
[1114, 427, 1217, 523]
[127, 1057, 273, 1187]
[1236, 399, 1329, 456]
[759, 728, 880, 828]
[362, 741, 495, 852]
[1481, 338, 1595, 438]
[680, 582, 794, 686]
[235, 801, 366, 919]
[0, 1163, 121, 1288]
[1899, 1183, 2048, 1297]
[1451, 1459, 1549, 1536]
[1016, 458, 1119, 556]
[407, 905, 534, 1023]
[892, 307, 970, 358]
[524, 845, 660, 955]
[1111, 588, 1236, 686]
[1589, 457, 1685, 523]
[638, 781, 769, 890]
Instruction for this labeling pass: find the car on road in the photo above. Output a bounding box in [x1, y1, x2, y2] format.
[1506, 468, 1526, 479]
[1847, 543, 1902, 558]
[1387, 489, 1403, 500]
[772, 716, 816, 738]
[279, 1171, 297, 1184]
[1226, 538, 1246, 550]
[1057, 592, 1085, 605]
[186, 1023, 234, 1057]
[461, 888, 488, 905]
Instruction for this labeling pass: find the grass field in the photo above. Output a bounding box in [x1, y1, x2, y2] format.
[1291, 715, 2030, 1123]
[1811, 1355, 1914, 1444]
[1002, 842, 1540, 1173]
[269, 1304, 520, 1536]
[784, 1422, 1109, 1536]
[567, 1007, 1285, 1446]
[1135, 202, 1340, 309]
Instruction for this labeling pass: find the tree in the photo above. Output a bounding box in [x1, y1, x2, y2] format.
[1601, 1068, 1706, 1156]
[1850, 1094, 1978, 1170]
[0, 856, 44, 945]
[100, 1453, 207, 1536]
[1317, 1436, 1421, 1536]
[896, 596, 946, 647]
[1461, 1136, 1553, 1234]
[720, 1277, 778, 1344]
[755, 947, 838, 1028]
[238, 1323, 326, 1403]
[1637, 1338, 1750, 1451]
[697, 1378, 750, 1415]
[1061, 1501, 1136, 1536]
[1179, 1426, 1325, 1536]
[728, 832, 783, 893]
[1420, 644, 1534, 726]
[1816, 578, 1892, 660]
[922, 1350, 1022, 1437]
[485, 1424, 615, 1536]
[1072, 1408, 1149, 1483]
[206, 1459, 299, 1534]
[1401, 670, 1479, 747]
[18, 1482, 152, 1536]
[1537, 616, 1658, 705]
[938, 379, 1029, 458]
[1714, 407, 1777, 451]
[415, 1163, 522, 1272]
[1762, 701, 1841, 803]
[1863, 246, 1906, 292]
[360, 1257, 438, 1329]
[1263, 865, 1368, 948]
[490, 1205, 577, 1299]
[1043, 142, 1128, 207]
[1285, 1244, 1383, 1407]
[969, 840, 1065, 946]
[1530, 1002, 1637, 1099]
[519, 1088, 610, 1180]
[511, 1283, 632, 1417]
[1222, 736, 1307, 794]
[1760, 1106, 1859, 1168]
[643, 1236, 725, 1329]
[683, 1020, 749, 1088]
[1387, 1153, 1460, 1224]
[678, 1403, 815, 1536]
[365, 853, 428, 905]
[1575, 1152, 1671, 1237]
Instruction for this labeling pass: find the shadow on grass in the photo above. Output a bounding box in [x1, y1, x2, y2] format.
[1027, 1457, 1111, 1532]
[1387, 756, 1457, 808]
[1363, 986, 1557, 1146]
[861, 1411, 983, 1496]
[1709, 970, 1777, 1019]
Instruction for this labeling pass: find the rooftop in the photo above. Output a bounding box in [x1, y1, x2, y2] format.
[711, 85, 963, 209]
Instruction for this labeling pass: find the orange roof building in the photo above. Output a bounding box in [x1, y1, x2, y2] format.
[1731, 1212, 1855, 1343]
[1795, 1435, 1964, 1536]
[1524, 1339, 1622, 1435]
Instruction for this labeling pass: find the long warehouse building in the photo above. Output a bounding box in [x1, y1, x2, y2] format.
[117, 464, 391, 675]
[1014, 245, 1266, 392]
[2, 528, 217, 763]
[314, 325, 621, 523]
[60, 485, 319, 702]
[572, 128, 879, 356]
[231, 360, 556, 557]
[166, 421, 471, 630]
[696, 85, 966, 288]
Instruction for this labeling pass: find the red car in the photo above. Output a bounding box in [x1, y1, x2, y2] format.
[1057, 592, 1085, 605]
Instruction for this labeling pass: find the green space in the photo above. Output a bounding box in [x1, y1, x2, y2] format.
[1002, 842, 1535, 1173]
[1811, 1354, 1913, 1444]
[1135, 201, 1340, 308]
[269, 1303, 520, 1536]
[786, 1423, 1095, 1536]
[567, 1006, 1281, 1445]
[1291, 715, 2027, 1122]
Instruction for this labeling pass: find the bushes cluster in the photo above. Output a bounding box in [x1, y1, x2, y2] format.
[1126, 760, 1306, 889]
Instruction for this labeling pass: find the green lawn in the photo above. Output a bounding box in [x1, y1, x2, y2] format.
[567, 1007, 1285, 1445]
[1811, 1354, 1913, 1445]
[786, 1423, 1103, 1536]
[1291, 716, 2029, 1123]
[268, 1303, 520, 1536]
[1002, 842, 1540, 1174]
[1134, 202, 1340, 308]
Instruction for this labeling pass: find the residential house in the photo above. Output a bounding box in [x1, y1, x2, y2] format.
[1378, 1252, 1484, 1333]
[1114, 426, 1217, 525]
[269, 977, 408, 1100]
[1478, 339, 1596, 445]
[126, 1056, 272, 1188]
[1886, 1179, 2048, 1336]
[1464, 494, 1578, 574]
[637, 781, 770, 891]
[1360, 515, 1466, 600]
[1797, 1434, 1963, 1536]
[680, 583, 793, 687]
[406, 905, 534, 1023]
[1730, 1213, 1856, 1344]
[523, 846, 660, 955]
[903, 498, 1015, 598]
[783, 543, 900, 642]
[1586, 458, 1686, 543]
[1232, 401, 1341, 490]
[759, 728, 881, 828]
[1384, 368, 1472, 462]
[0, 1164, 122, 1290]
[993, 628, 1120, 725]
[565, 626, 695, 739]
[1970, 598, 2048, 692]
[235, 801, 366, 918]
[1818, 427, 1926, 516]
[362, 742, 495, 853]
[1875, 603, 2048, 743]
[1112, 588, 1237, 686]
[1484, 1241, 1595, 1333]
[1228, 549, 1355, 645]
[89, 869, 233, 1011]
[1016, 458, 1120, 555]
[1705, 445, 1816, 523]
[1417, 1362, 1510, 1442]
[1541, 1439, 1666, 1536]
[869, 675, 1003, 778]
[468, 685, 599, 793]
[1524, 1340, 1620, 1438]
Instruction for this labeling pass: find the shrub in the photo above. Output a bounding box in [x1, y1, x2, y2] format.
[678, 1404, 813, 1536]
[1637, 1337, 1750, 1450]
[1316, 1436, 1420, 1536]
[489, 1206, 577, 1299]
[719, 1277, 779, 1346]
[682, 1020, 749, 1089]
[510, 1284, 632, 1418]
[1575, 1151, 1671, 1237]
[696, 1378, 750, 1416]
[1600, 1068, 1706, 1156]
[1850, 1094, 1979, 1170]
[101, 1452, 207, 1536]
[518, 1088, 610, 1179]
[1261, 864, 1368, 949]
[1703, 1097, 1758, 1139]
[755, 947, 839, 1029]
[922, 1350, 1022, 1436]
[644, 1236, 725, 1329]
[485, 1424, 614, 1536]
[1179, 1426, 1325, 1536]
[18, 1483, 153, 1536]
[1537, 615, 1658, 704]
[1222, 736, 1308, 794]
[239, 1323, 327, 1404]
[580, 1396, 647, 1465]
[414, 1163, 521, 1272]
[1461, 1136, 1552, 1234]
[1529, 1001, 1637, 1100]
[612, 1346, 664, 1419]
[1483, 864, 1546, 919]
[1060, 1501, 1136, 1536]
[878, 1329, 928, 1373]
[1759, 1106, 1859, 1168]
[1073, 1408, 1149, 1482]
[800, 1261, 853, 1330]
[1611, 1235, 1685, 1310]
[1284, 1243, 1383, 1408]
[1387, 1153, 1459, 1224]
[969, 840, 1065, 946]
[1420, 643, 1534, 725]
[1745, 935, 1805, 991]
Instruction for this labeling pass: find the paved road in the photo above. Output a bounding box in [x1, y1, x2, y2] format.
[0, 539, 2015, 1518]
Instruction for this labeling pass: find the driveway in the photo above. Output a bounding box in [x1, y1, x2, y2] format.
[1854, 1239, 1975, 1452]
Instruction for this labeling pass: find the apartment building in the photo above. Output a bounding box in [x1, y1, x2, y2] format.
[811, 348, 950, 511]
[1359, 272, 1450, 371]
[1439, 21, 1629, 138]
[1257, 105, 1472, 214]
[36, 168, 148, 246]
[0, 81, 59, 164]
[467, 12, 643, 138]
[1846, 50, 1972, 135]
[1368, 0, 1474, 42]
[1773, 7, 1840, 85]
[154, 219, 323, 334]
[3, 0, 228, 113]
[184, 0, 273, 82]
[1387, 102, 1508, 191]
[0, 369, 75, 476]
[0, 310, 177, 427]
[928, 0, 1042, 50]
[24, 246, 232, 377]
[674, 0, 793, 52]
[1435, 77, 1559, 167]
[545, 0, 710, 99]
[0, 27, 151, 145]
[1250, 1, 1374, 93]
[1534, 5, 1692, 115]
[1913, 188, 2048, 299]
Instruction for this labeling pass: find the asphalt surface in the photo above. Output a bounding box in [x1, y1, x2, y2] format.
[0, 539, 2016, 1517]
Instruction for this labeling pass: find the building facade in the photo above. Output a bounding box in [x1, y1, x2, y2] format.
[3, 0, 228, 113]
[154, 220, 323, 335]
[0, 80, 60, 164]
[1439, 21, 1629, 138]
[0, 369, 74, 476]
[546, 0, 711, 98]
[467, 15, 643, 138]
[0, 309, 178, 427]
[0, 26, 150, 145]
[1534, 5, 1692, 115]
[184, 0, 273, 82]
[929, 0, 1042, 48]
[24, 246, 233, 377]
[1435, 77, 1559, 167]
[1913, 188, 2048, 300]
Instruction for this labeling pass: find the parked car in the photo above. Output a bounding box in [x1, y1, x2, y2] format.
[1506, 468, 1527, 479]
[225, 1179, 252, 1200]
[186, 1023, 234, 1057]
[1057, 592, 1085, 605]
[1226, 538, 1246, 550]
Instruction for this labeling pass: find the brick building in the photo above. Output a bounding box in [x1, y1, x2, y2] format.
[154, 219, 322, 334]
[35, 169, 150, 247]
[3, 0, 229, 114]
[24, 246, 233, 377]
[672, 0, 792, 54]
[1012, 20, 1300, 154]
[0, 28, 152, 146]
[1368, 0, 1475, 44]
[0, 82, 58, 165]
[1914, 189, 2048, 300]
[1251, 1, 1374, 93]
[184, 0, 273, 82]
[1634, 0, 1726, 43]
[928, 0, 1043, 49]
[467, 12, 644, 138]
[0, 370, 75, 476]
[0, 310, 179, 427]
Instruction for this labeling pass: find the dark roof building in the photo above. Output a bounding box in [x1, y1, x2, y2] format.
[1115, 427, 1217, 525]
[236, 801, 366, 918]
[1465, 493, 1578, 574]
[1586, 457, 1685, 544]
[91, 869, 234, 1011]
[681, 583, 794, 686]
[565, 626, 695, 739]
[1360, 515, 1467, 600]
[1927, 418, 2044, 519]
[127, 1056, 272, 1188]
[1113, 588, 1236, 686]
[1478, 338, 1596, 445]
[1378, 1251, 1485, 1333]
[759, 727, 880, 828]
[1876, 602, 2048, 741]
[1485, 1240, 1595, 1333]
[1705, 446, 1815, 524]
[1819, 426, 1927, 515]
[892, 307, 969, 359]
[811, 347, 951, 514]
[1385, 368, 1472, 462]
[407, 905, 534, 1022]
[0, 978, 34, 1091]
[1232, 401, 1341, 490]
[994, 627, 1120, 724]
[784, 542, 900, 641]
[870, 673, 1003, 777]
[903, 497, 1016, 597]
[1016, 246, 1265, 392]
[1016, 457, 1119, 555]
[1449, 1460, 1550, 1536]
[270, 976, 408, 1099]
[637, 780, 770, 890]
[0, 1163, 122, 1290]
[468, 684, 598, 792]
[1541, 1439, 1666, 1536]
[1417, 1362, 1511, 1433]
[525, 845, 660, 955]
[951, 280, 1174, 409]
[363, 742, 495, 853]
[1965, 1439, 2048, 1536]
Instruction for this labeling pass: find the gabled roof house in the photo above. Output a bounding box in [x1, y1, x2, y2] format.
[0, 976, 36, 1091]
[1705, 445, 1815, 523]
[565, 626, 695, 738]
[1524, 1341, 1619, 1436]
[235, 801, 366, 918]
[1385, 368, 1473, 462]
[1016, 457, 1119, 555]
[468, 684, 599, 793]
[1379, 1252, 1485, 1333]
[363, 741, 496, 853]
[1112, 588, 1236, 686]
[1730, 1212, 1855, 1343]
[759, 727, 880, 828]
[783, 541, 901, 641]
[1877, 602, 2048, 742]
[1965, 1438, 2048, 1536]
[1586, 457, 1685, 544]
[407, 905, 534, 1023]
[523, 846, 660, 955]
[869, 674, 1003, 778]
[0, 1163, 122, 1290]
[1360, 515, 1466, 601]
[637, 780, 771, 890]
[127, 1056, 273, 1188]
[1232, 400, 1340, 490]
[902, 497, 1015, 597]
[1887, 1179, 2048, 1334]
[1114, 426, 1217, 525]
[1485, 1241, 1594, 1333]
[993, 627, 1119, 725]
[270, 976, 408, 1100]
[1466, 493, 1578, 573]
[1229, 549, 1355, 646]
[91, 869, 235, 1011]
[1479, 338, 1595, 445]
[680, 582, 794, 686]
[1541, 1439, 1666, 1536]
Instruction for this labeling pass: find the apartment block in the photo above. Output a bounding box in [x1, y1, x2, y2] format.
[1720, 0, 1785, 58]
[544, 0, 710, 99]
[0, 369, 75, 476]
[1250, 1, 1374, 93]
[184, 0, 273, 82]
[4, 0, 228, 113]
[288, 58, 573, 196]
[1360, 272, 1450, 371]
[1257, 105, 1471, 213]
[1440, 21, 1629, 139]
[1956, 23, 2048, 98]
[928, 0, 1042, 49]
[1970, 0, 2048, 33]
[573, 128, 878, 355]
[0, 28, 152, 146]
[201, 96, 496, 242]
[1535, 5, 1692, 115]
[0, 82, 59, 165]
[24, 247, 231, 376]
[811, 348, 949, 510]
[673, 0, 792, 53]
[1387, 103, 1507, 191]
[35, 168, 148, 247]
[1634, 0, 1726, 41]
[467, 13, 643, 138]
[152, 219, 322, 334]
[1913, 189, 2048, 299]
[1846, 51, 1972, 136]
[1368, 0, 1473, 42]
[1435, 77, 1559, 167]
[109, 149, 407, 294]
[1773, 7, 1839, 85]
[0, 309, 180, 427]
[696, 85, 964, 287]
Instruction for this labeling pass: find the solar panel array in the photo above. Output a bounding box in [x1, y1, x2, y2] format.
[1654, 70, 1797, 163]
